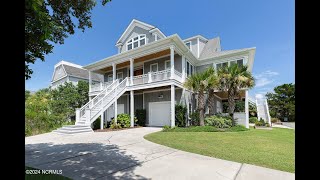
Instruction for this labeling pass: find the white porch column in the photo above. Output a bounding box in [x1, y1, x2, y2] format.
[245, 90, 249, 129]
[88, 71, 92, 92]
[130, 58, 134, 85]
[170, 45, 175, 79]
[130, 90, 134, 127]
[85, 108, 91, 126]
[89, 96, 92, 101]
[265, 99, 271, 125]
[112, 63, 116, 82]
[171, 84, 175, 127]
[100, 111, 104, 129]
[114, 101, 118, 123]
[182, 55, 186, 82]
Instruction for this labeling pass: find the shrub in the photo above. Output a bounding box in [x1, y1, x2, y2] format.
[110, 113, 138, 128]
[249, 117, 258, 123]
[162, 125, 171, 132]
[189, 111, 200, 126]
[110, 122, 122, 129]
[259, 118, 266, 126]
[255, 121, 263, 126]
[175, 104, 187, 127]
[271, 118, 280, 123]
[205, 115, 232, 128]
[266, 123, 270, 127]
[135, 109, 146, 126]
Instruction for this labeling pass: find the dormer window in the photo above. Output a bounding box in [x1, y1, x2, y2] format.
[127, 34, 146, 50]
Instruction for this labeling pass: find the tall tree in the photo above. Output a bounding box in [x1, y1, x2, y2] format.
[265, 83, 295, 121]
[25, 0, 112, 79]
[218, 64, 255, 125]
[205, 67, 219, 116]
[183, 70, 212, 126]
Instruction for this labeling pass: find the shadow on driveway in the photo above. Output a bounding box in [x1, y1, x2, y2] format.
[25, 142, 150, 179]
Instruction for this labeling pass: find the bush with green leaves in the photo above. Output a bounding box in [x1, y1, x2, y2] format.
[205, 115, 232, 128]
[110, 113, 137, 128]
[259, 118, 266, 126]
[162, 125, 172, 131]
[254, 121, 263, 126]
[175, 104, 187, 127]
[92, 117, 101, 130]
[135, 109, 146, 126]
[249, 117, 258, 123]
[271, 118, 280, 123]
[110, 121, 122, 129]
[189, 110, 200, 126]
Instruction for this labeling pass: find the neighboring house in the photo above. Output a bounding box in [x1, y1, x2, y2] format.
[56, 19, 256, 133]
[50, 60, 103, 89]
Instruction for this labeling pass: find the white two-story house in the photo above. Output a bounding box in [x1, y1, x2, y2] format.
[54, 19, 256, 133]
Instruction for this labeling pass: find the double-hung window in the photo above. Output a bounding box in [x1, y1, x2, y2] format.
[165, 60, 171, 70]
[127, 35, 146, 50]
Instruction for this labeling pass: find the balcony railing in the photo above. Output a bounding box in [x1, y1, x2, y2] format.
[90, 82, 113, 92]
[90, 69, 184, 92]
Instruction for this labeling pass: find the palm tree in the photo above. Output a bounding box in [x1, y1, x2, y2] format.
[183, 70, 212, 126]
[218, 64, 255, 125]
[205, 67, 219, 116]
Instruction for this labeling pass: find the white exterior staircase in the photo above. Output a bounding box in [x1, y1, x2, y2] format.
[256, 98, 271, 125]
[53, 78, 129, 134]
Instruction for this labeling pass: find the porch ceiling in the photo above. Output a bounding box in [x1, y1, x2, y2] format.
[94, 49, 171, 74]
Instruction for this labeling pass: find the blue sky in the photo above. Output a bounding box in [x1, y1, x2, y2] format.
[25, 0, 295, 99]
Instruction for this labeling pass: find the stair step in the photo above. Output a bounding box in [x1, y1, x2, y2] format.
[52, 125, 93, 134]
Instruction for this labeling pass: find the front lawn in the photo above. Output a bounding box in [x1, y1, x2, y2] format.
[144, 127, 294, 173]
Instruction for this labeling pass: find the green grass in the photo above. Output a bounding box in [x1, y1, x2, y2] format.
[25, 166, 71, 180]
[163, 125, 248, 132]
[145, 127, 295, 173]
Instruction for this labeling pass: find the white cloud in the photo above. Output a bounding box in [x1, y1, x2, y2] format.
[255, 93, 265, 99]
[254, 70, 279, 88]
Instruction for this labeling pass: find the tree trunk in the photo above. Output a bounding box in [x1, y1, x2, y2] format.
[228, 88, 236, 126]
[208, 89, 215, 116]
[198, 91, 205, 126]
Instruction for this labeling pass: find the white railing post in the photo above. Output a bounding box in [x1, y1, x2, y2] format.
[100, 82, 103, 91]
[130, 58, 134, 85]
[130, 90, 134, 127]
[148, 72, 152, 83]
[88, 71, 92, 92]
[85, 108, 91, 126]
[245, 90, 249, 129]
[171, 84, 175, 127]
[100, 112, 104, 130]
[265, 99, 271, 125]
[182, 55, 186, 82]
[170, 45, 175, 79]
[76, 108, 80, 122]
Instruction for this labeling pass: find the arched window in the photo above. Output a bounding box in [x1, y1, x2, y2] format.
[127, 34, 146, 50]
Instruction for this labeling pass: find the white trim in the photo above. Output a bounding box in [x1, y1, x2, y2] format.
[183, 35, 208, 42]
[126, 34, 147, 51]
[117, 72, 123, 81]
[197, 37, 200, 58]
[107, 74, 113, 82]
[164, 60, 171, 70]
[185, 41, 192, 51]
[54, 60, 83, 69]
[143, 92, 145, 109]
[116, 19, 155, 45]
[150, 63, 158, 72]
[149, 28, 166, 39]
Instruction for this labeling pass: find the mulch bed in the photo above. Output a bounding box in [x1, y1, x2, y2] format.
[93, 126, 143, 132]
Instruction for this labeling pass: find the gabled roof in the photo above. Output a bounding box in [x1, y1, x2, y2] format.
[116, 19, 159, 46]
[183, 35, 208, 42]
[62, 64, 103, 82]
[199, 37, 221, 59]
[199, 47, 256, 61]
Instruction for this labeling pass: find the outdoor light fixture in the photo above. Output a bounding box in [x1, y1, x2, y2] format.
[158, 93, 163, 99]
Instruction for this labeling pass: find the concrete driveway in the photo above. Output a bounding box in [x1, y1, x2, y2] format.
[25, 127, 294, 180]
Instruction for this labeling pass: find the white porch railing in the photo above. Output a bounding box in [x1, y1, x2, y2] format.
[132, 69, 180, 85]
[80, 80, 118, 117]
[90, 82, 113, 92]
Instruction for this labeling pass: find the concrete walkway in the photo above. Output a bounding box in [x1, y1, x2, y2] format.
[25, 127, 294, 180]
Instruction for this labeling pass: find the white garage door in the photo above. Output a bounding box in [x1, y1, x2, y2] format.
[149, 101, 171, 126]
